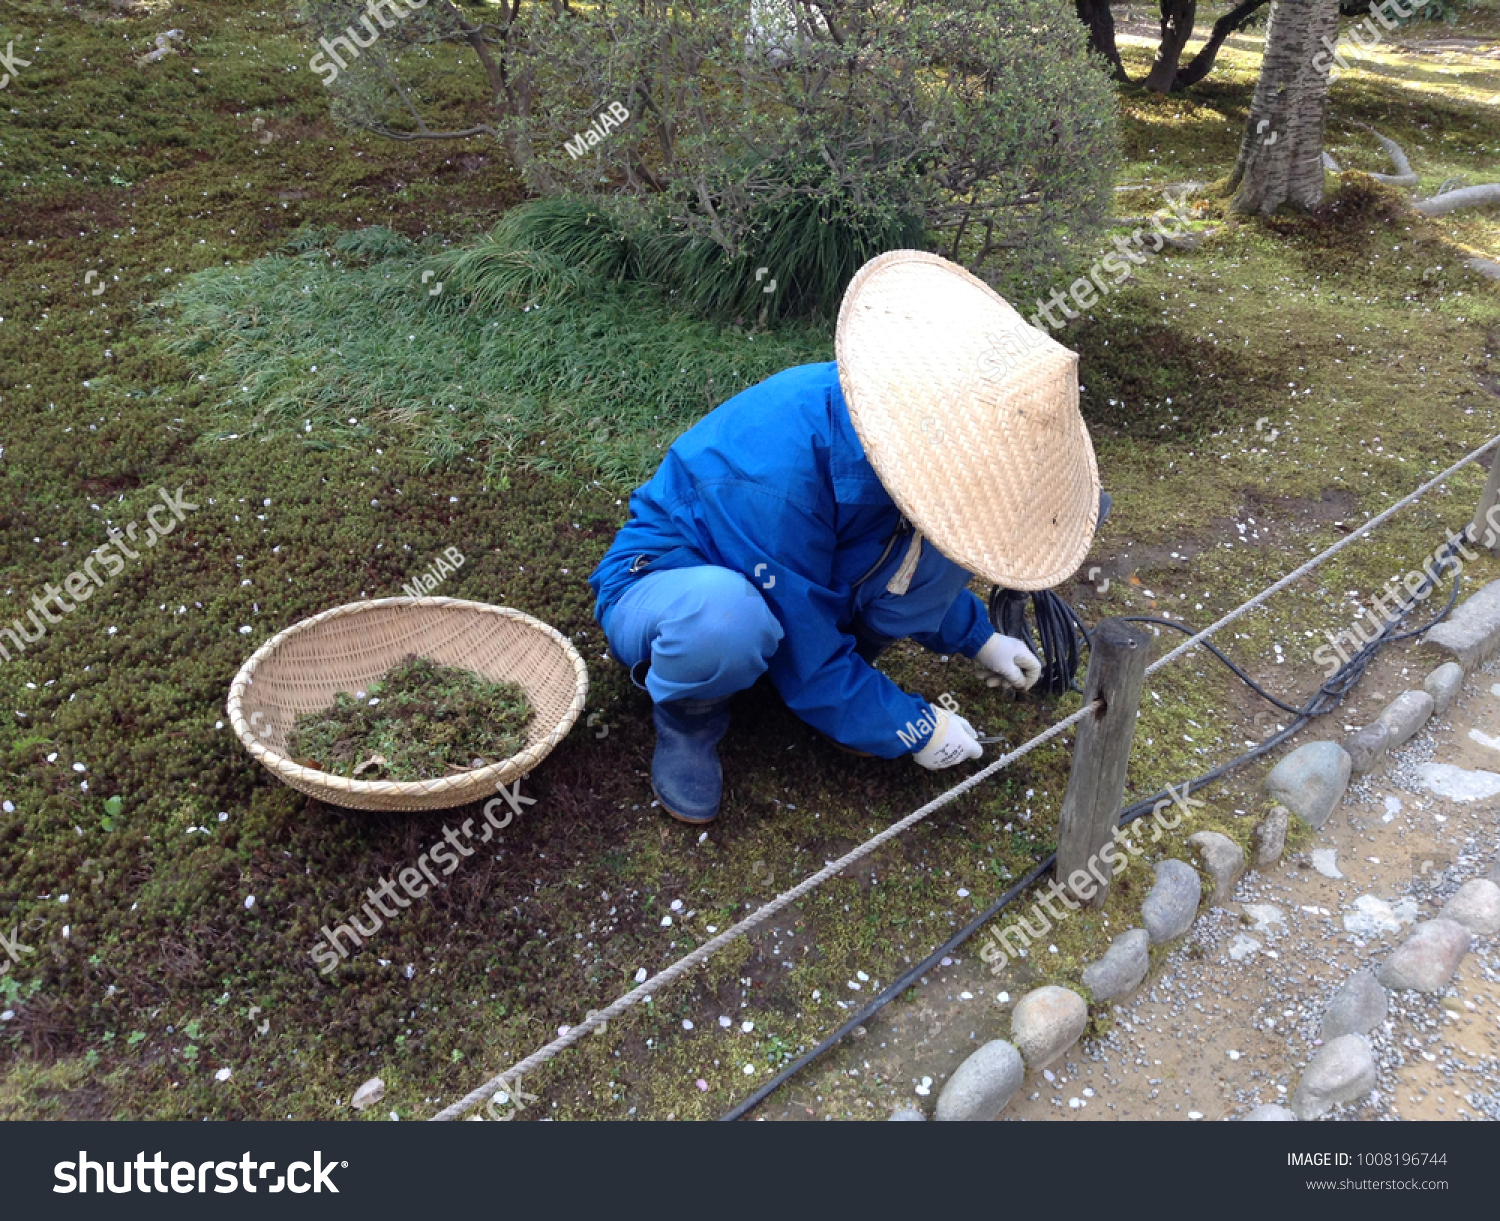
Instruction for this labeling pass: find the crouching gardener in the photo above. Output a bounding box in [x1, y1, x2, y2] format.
[588, 251, 1105, 824]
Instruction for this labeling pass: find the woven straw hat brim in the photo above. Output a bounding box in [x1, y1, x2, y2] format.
[835, 250, 1100, 591]
[226, 597, 588, 812]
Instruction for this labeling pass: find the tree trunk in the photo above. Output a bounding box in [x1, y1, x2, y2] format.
[1074, 0, 1129, 82]
[1174, 0, 1271, 89]
[1144, 0, 1198, 93]
[1226, 0, 1340, 215]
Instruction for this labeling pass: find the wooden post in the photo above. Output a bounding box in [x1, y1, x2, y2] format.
[1469, 446, 1500, 554]
[1055, 618, 1152, 909]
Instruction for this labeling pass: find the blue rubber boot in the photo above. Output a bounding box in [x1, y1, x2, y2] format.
[650, 698, 731, 824]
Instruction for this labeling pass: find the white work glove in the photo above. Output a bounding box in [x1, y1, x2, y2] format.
[912, 708, 983, 770]
[975, 632, 1042, 691]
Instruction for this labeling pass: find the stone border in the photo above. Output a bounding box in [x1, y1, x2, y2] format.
[896, 580, 1500, 1122]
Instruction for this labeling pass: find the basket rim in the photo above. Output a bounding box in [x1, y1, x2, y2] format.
[225, 596, 589, 799]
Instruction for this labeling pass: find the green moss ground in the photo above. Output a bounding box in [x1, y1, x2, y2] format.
[0, 0, 1497, 1120]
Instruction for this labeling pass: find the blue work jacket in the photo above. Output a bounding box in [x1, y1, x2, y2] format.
[588, 362, 993, 756]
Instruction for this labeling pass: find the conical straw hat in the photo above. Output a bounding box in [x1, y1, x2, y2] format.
[835, 250, 1100, 591]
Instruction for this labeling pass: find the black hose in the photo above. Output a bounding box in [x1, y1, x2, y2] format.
[989, 587, 1091, 696]
[720, 534, 1465, 1121]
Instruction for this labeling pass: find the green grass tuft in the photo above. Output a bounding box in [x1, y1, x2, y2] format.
[154, 233, 833, 487]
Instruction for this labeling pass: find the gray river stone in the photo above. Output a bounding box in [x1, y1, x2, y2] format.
[889, 1107, 928, 1121]
[1265, 740, 1351, 830]
[1253, 806, 1289, 866]
[1440, 878, 1500, 937]
[1424, 662, 1464, 716]
[1081, 929, 1150, 1001]
[1010, 987, 1087, 1072]
[934, 1040, 1024, 1121]
[1342, 722, 1389, 776]
[1424, 578, 1500, 672]
[1243, 1103, 1298, 1121]
[1320, 971, 1388, 1041]
[1187, 830, 1245, 904]
[1292, 1035, 1377, 1119]
[1142, 858, 1201, 944]
[1375, 690, 1435, 751]
[1377, 919, 1471, 992]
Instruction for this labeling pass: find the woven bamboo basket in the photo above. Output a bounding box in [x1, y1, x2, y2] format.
[226, 597, 588, 812]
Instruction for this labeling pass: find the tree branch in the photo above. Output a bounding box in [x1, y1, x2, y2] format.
[359, 122, 500, 141]
[1414, 184, 1500, 216]
[1344, 120, 1419, 186]
[1175, 0, 1271, 89]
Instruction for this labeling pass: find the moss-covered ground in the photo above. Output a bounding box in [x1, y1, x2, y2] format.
[0, 0, 1496, 1120]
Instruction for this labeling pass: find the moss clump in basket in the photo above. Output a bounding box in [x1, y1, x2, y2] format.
[284, 654, 534, 781]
